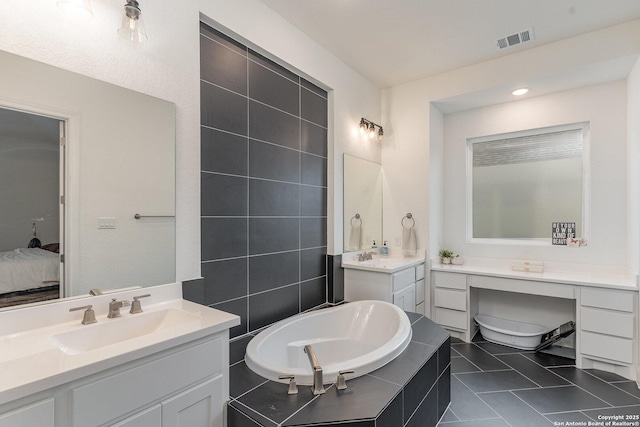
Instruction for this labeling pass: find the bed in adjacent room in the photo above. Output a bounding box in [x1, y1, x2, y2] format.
[0, 247, 60, 307]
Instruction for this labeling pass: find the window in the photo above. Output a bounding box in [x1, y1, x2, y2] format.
[467, 122, 589, 244]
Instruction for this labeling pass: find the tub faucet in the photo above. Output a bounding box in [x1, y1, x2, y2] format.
[304, 344, 325, 395]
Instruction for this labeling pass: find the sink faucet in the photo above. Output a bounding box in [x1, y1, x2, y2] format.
[358, 251, 375, 262]
[107, 298, 130, 318]
[89, 288, 103, 296]
[304, 344, 325, 395]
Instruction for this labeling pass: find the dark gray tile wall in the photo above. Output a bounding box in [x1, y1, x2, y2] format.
[193, 22, 330, 338]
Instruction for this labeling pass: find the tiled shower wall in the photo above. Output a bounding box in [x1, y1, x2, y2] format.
[184, 23, 330, 339]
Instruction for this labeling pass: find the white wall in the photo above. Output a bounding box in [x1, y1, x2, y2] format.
[382, 19, 640, 269]
[443, 81, 627, 267]
[0, 0, 381, 284]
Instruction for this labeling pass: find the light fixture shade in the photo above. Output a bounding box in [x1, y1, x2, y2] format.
[57, 0, 93, 19]
[118, 1, 148, 42]
[359, 118, 367, 135]
[368, 123, 376, 139]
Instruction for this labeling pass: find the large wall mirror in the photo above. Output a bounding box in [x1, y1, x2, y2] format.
[343, 154, 382, 251]
[467, 122, 589, 244]
[0, 50, 176, 309]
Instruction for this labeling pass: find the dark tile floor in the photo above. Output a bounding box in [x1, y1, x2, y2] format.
[439, 336, 640, 426]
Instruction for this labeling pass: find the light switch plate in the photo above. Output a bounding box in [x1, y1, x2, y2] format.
[98, 217, 116, 229]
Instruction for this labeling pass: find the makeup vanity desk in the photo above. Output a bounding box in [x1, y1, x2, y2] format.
[430, 262, 638, 380]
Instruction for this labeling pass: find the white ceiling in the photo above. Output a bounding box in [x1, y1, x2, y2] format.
[259, 0, 640, 89]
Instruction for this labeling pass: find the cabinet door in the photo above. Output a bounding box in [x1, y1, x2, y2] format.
[112, 405, 161, 427]
[393, 284, 416, 312]
[162, 375, 225, 427]
[0, 398, 54, 427]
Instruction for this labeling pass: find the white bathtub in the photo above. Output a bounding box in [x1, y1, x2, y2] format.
[245, 300, 412, 386]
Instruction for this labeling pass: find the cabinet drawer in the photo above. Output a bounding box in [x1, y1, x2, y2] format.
[434, 288, 467, 311]
[415, 263, 425, 281]
[581, 288, 634, 312]
[0, 398, 54, 427]
[392, 268, 416, 291]
[581, 331, 633, 364]
[433, 272, 466, 290]
[580, 307, 634, 338]
[434, 308, 468, 330]
[70, 337, 223, 427]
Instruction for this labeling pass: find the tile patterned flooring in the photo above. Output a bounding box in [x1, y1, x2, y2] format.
[439, 336, 640, 426]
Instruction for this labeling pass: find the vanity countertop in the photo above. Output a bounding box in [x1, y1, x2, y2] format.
[342, 252, 425, 273]
[431, 262, 638, 291]
[0, 282, 240, 405]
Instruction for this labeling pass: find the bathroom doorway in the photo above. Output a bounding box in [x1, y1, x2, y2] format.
[0, 106, 65, 307]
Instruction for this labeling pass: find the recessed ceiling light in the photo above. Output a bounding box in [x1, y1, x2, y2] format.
[512, 88, 529, 96]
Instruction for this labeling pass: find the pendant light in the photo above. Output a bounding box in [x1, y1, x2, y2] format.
[118, 0, 148, 42]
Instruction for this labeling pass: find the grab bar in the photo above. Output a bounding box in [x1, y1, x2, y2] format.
[304, 345, 325, 395]
[134, 213, 175, 220]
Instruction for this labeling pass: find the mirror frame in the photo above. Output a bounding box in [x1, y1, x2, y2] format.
[465, 122, 591, 246]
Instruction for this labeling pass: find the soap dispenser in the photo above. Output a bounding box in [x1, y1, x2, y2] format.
[371, 240, 377, 249]
[381, 241, 389, 256]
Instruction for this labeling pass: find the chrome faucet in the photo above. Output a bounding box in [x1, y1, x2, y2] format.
[358, 251, 375, 262]
[89, 288, 103, 296]
[304, 344, 325, 395]
[107, 298, 130, 318]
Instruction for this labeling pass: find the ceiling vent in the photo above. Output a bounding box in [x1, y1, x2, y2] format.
[496, 27, 535, 50]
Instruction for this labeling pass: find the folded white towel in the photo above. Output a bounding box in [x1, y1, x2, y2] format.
[349, 224, 362, 251]
[402, 226, 417, 257]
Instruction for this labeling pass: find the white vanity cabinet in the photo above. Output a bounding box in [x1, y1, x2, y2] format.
[0, 398, 54, 427]
[0, 332, 230, 427]
[344, 262, 425, 313]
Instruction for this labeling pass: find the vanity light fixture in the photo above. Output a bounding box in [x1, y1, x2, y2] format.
[512, 87, 529, 96]
[118, 0, 148, 42]
[56, 0, 93, 19]
[359, 118, 384, 141]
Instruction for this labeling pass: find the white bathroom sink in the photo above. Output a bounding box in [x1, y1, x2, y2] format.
[50, 308, 201, 355]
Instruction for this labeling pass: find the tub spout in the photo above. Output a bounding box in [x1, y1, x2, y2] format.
[304, 345, 325, 395]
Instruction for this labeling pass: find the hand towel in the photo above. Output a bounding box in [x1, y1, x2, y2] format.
[349, 224, 362, 251]
[402, 225, 417, 257]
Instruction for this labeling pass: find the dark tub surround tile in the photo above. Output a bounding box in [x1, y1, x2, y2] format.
[301, 120, 328, 157]
[201, 82, 247, 135]
[201, 218, 247, 261]
[327, 254, 344, 304]
[300, 277, 326, 312]
[230, 362, 270, 399]
[182, 277, 204, 305]
[301, 86, 328, 127]
[249, 218, 300, 255]
[249, 252, 299, 294]
[249, 179, 300, 217]
[496, 353, 570, 387]
[230, 335, 254, 366]
[300, 217, 327, 248]
[451, 343, 510, 371]
[201, 127, 248, 175]
[301, 153, 327, 187]
[200, 33, 248, 95]
[200, 22, 246, 56]
[455, 370, 538, 393]
[201, 172, 247, 216]
[300, 247, 326, 281]
[228, 401, 278, 427]
[248, 285, 299, 331]
[249, 49, 299, 84]
[249, 139, 300, 183]
[513, 385, 609, 414]
[549, 366, 640, 406]
[438, 337, 451, 375]
[212, 297, 248, 339]
[249, 60, 299, 116]
[405, 311, 423, 324]
[201, 258, 247, 304]
[479, 391, 554, 427]
[228, 311, 450, 427]
[411, 316, 450, 348]
[300, 185, 327, 217]
[249, 101, 300, 149]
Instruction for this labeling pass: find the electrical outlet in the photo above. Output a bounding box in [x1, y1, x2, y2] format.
[394, 236, 401, 246]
